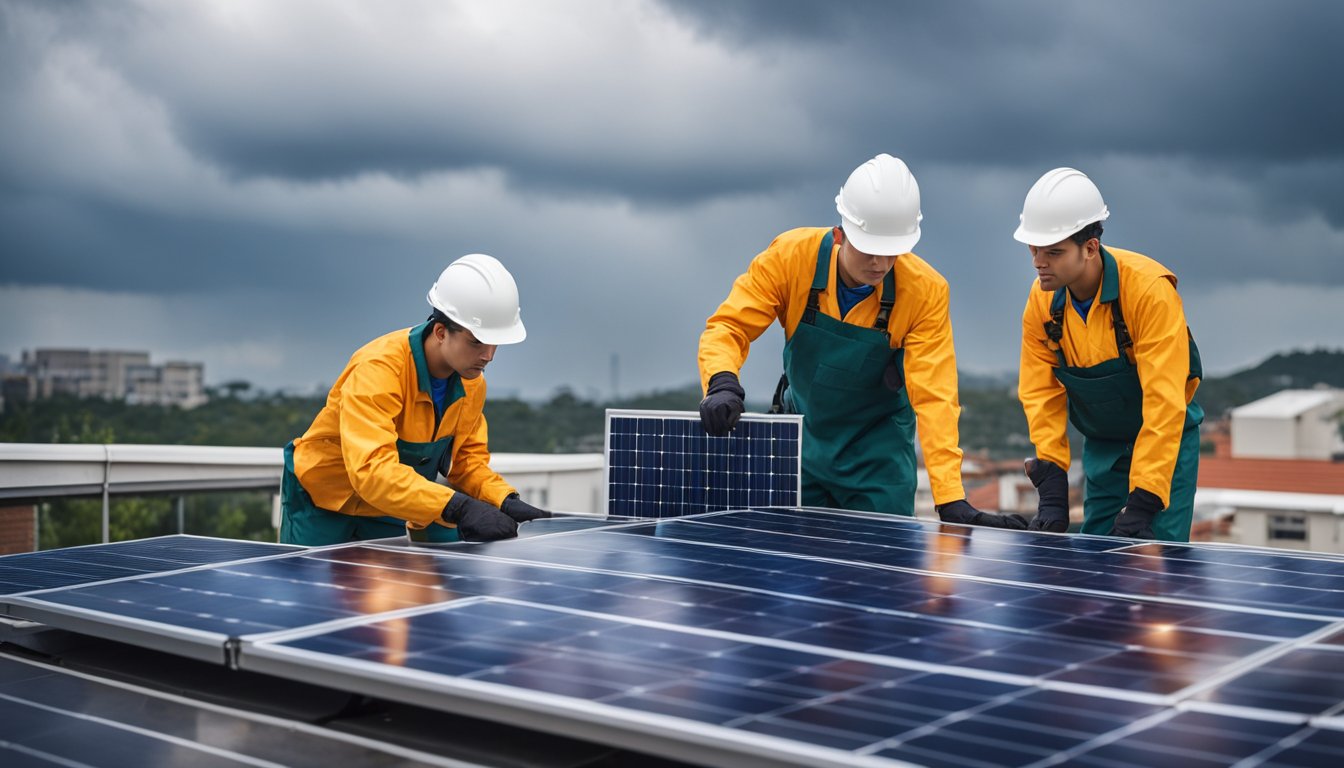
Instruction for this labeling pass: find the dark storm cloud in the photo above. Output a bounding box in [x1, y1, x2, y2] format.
[661, 0, 1344, 167]
[2, 0, 1343, 396]
[0, 195, 402, 294]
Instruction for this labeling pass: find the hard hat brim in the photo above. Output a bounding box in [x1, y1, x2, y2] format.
[470, 320, 527, 346]
[1013, 216, 1107, 247]
[842, 222, 920, 257]
[1012, 225, 1073, 247]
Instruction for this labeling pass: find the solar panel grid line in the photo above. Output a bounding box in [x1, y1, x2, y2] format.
[627, 513, 1344, 622]
[1227, 730, 1332, 768]
[911, 706, 1186, 768]
[238, 594, 495, 647]
[0, 689, 292, 768]
[1181, 699, 1328, 727]
[242, 630, 922, 768]
[1139, 715, 1318, 768]
[1315, 713, 1344, 731]
[1012, 707, 1233, 768]
[604, 409, 803, 519]
[0, 655, 479, 768]
[841, 685, 1044, 759]
[2, 742, 72, 767]
[1162, 620, 1344, 713]
[731, 699, 1038, 767]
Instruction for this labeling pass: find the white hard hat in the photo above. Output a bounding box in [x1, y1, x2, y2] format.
[834, 153, 922, 256]
[1013, 167, 1110, 246]
[426, 254, 526, 345]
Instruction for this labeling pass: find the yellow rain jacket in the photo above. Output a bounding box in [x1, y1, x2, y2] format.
[293, 324, 515, 529]
[1019, 246, 1199, 507]
[699, 227, 967, 505]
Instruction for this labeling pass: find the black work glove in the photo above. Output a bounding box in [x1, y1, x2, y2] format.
[500, 493, 551, 523]
[442, 492, 518, 542]
[699, 371, 746, 437]
[1024, 458, 1070, 533]
[1109, 488, 1162, 539]
[936, 499, 1028, 530]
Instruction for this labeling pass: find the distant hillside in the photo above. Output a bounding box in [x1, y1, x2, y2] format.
[1195, 349, 1344, 419]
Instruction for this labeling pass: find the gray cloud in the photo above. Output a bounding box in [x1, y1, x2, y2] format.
[663, 1, 1344, 164]
[2, 0, 1342, 400]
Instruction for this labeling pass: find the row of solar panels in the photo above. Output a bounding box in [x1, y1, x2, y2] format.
[3, 509, 1343, 768]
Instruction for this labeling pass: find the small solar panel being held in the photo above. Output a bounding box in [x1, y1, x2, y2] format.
[604, 409, 802, 518]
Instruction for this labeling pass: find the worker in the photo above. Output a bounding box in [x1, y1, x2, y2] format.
[1015, 168, 1202, 541]
[279, 254, 551, 546]
[698, 153, 1022, 528]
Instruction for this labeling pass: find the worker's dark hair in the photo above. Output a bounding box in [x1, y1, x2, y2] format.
[1069, 221, 1104, 246]
[425, 309, 464, 336]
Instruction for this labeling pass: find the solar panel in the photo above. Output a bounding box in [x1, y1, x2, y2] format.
[0, 535, 300, 597]
[7, 510, 1344, 768]
[604, 409, 802, 518]
[0, 655, 466, 768]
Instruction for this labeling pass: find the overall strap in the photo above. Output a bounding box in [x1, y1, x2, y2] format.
[1108, 297, 1137, 365]
[802, 230, 834, 326]
[1096, 245, 1135, 365]
[1045, 288, 1068, 367]
[873, 267, 896, 341]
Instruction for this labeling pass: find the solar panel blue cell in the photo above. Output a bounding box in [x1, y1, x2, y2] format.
[0, 536, 299, 597]
[604, 409, 802, 518]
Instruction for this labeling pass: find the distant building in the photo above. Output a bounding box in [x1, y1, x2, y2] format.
[1229, 389, 1344, 460]
[7, 348, 208, 410]
[1197, 388, 1344, 552]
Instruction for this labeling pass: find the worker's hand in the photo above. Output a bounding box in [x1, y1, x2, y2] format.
[1024, 458, 1070, 533]
[1109, 488, 1162, 539]
[699, 372, 746, 437]
[500, 494, 551, 523]
[442, 492, 518, 542]
[936, 499, 1028, 530]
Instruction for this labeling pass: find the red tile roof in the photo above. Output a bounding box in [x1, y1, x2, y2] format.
[966, 481, 1000, 511]
[1198, 456, 1344, 495]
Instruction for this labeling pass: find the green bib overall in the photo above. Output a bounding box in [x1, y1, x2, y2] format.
[1047, 247, 1203, 542]
[775, 232, 918, 515]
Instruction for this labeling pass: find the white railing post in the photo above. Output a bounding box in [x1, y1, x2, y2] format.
[101, 444, 111, 543]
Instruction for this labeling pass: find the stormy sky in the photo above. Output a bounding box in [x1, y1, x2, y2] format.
[2, 0, 1342, 401]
